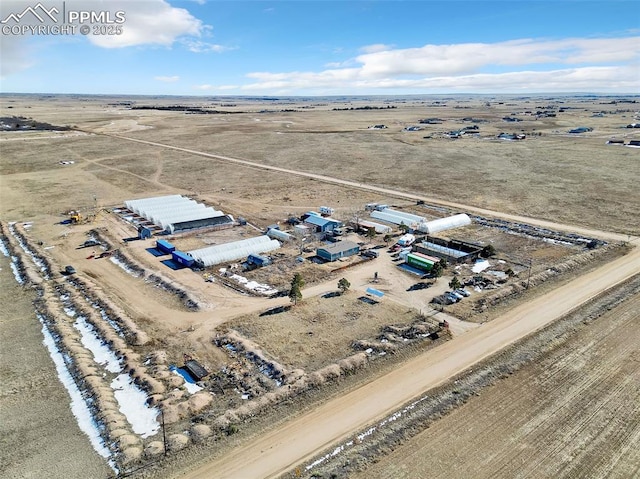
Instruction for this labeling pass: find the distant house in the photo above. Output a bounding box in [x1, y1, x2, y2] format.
[317, 241, 360, 262]
[568, 127, 593, 134]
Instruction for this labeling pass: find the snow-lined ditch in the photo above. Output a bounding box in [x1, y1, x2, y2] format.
[61, 297, 160, 438]
[8, 223, 51, 279]
[111, 374, 160, 438]
[109, 256, 144, 278]
[37, 314, 117, 472]
[219, 269, 278, 296]
[74, 316, 122, 373]
[1, 237, 27, 284]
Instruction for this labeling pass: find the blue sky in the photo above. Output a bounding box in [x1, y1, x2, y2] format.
[1, 0, 638, 95]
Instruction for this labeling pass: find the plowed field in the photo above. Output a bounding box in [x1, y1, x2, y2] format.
[357, 293, 640, 479]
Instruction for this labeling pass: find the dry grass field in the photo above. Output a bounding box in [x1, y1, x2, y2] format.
[1, 93, 638, 478]
[0, 254, 112, 479]
[227, 293, 419, 372]
[1, 95, 639, 235]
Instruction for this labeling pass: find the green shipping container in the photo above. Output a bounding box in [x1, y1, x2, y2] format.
[407, 254, 434, 271]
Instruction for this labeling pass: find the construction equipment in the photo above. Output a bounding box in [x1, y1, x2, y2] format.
[69, 211, 83, 224]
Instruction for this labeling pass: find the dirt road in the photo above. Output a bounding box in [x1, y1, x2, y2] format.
[175, 239, 640, 478]
[101, 133, 632, 242]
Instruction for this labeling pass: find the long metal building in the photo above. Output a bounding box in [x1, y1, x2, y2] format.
[371, 208, 425, 228]
[124, 195, 234, 234]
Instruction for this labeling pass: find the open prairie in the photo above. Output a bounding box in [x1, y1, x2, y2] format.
[1, 94, 639, 235]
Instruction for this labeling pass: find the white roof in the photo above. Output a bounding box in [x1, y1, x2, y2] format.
[124, 195, 225, 231]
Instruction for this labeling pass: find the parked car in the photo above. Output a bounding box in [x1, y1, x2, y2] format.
[455, 288, 471, 297]
[445, 292, 460, 303]
[64, 265, 76, 275]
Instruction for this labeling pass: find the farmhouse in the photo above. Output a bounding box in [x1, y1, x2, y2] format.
[304, 215, 343, 234]
[317, 241, 360, 262]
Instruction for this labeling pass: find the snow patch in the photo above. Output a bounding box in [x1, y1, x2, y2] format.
[74, 316, 121, 373]
[472, 259, 490, 273]
[111, 374, 160, 438]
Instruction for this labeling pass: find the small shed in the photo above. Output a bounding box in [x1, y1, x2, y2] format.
[156, 239, 176, 255]
[317, 241, 360, 262]
[172, 250, 195, 267]
[184, 359, 209, 381]
[138, 226, 153, 240]
[247, 253, 271, 267]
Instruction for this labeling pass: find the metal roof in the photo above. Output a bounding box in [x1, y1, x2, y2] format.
[305, 215, 342, 227]
[366, 287, 384, 298]
[317, 240, 359, 255]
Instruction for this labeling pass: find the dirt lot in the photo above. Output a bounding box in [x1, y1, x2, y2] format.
[353, 290, 640, 479]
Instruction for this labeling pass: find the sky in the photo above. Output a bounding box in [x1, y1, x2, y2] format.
[0, 0, 638, 95]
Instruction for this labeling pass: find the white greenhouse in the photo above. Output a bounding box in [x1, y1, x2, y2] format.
[371, 209, 424, 228]
[188, 236, 281, 267]
[417, 214, 472, 235]
[267, 228, 293, 242]
[124, 195, 234, 234]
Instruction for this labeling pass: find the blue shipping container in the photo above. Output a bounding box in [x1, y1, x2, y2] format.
[172, 250, 194, 267]
[156, 240, 176, 254]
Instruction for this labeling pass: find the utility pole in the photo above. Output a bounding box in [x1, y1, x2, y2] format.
[161, 407, 168, 456]
[526, 258, 532, 289]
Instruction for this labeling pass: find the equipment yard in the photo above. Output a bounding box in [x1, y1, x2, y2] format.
[1, 94, 639, 479]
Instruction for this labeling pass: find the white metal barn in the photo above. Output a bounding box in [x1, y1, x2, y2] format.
[417, 214, 472, 234]
[188, 236, 281, 267]
[124, 195, 234, 234]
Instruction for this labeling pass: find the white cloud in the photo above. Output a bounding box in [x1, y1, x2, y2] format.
[359, 43, 394, 54]
[154, 75, 180, 82]
[0, 35, 33, 78]
[86, 0, 204, 48]
[193, 84, 238, 91]
[180, 39, 230, 53]
[238, 36, 640, 93]
[354, 37, 640, 77]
